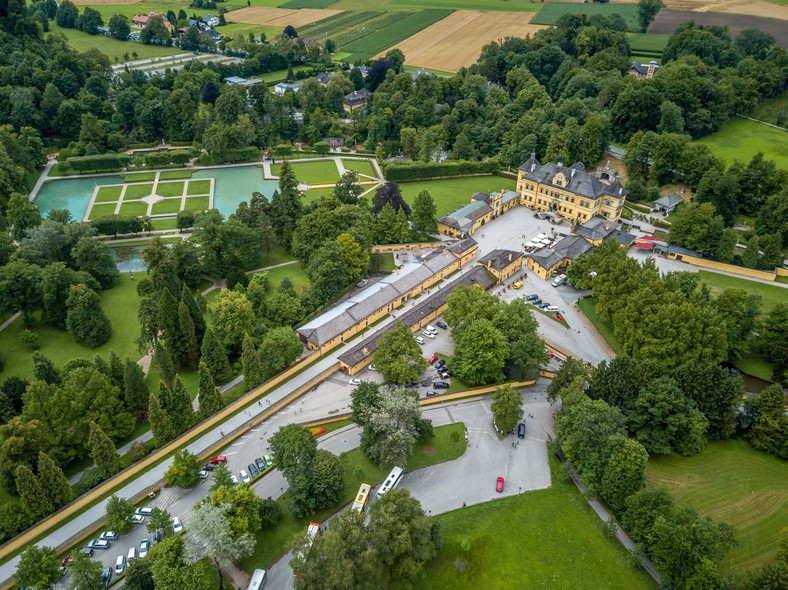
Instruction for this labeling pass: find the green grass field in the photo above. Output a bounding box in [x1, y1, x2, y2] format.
[697, 270, 788, 313]
[159, 170, 193, 180]
[187, 179, 211, 195]
[746, 90, 788, 128]
[240, 422, 467, 572]
[263, 263, 309, 294]
[297, 10, 386, 45]
[532, 2, 640, 31]
[119, 200, 150, 216]
[46, 23, 182, 63]
[398, 175, 517, 217]
[151, 198, 183, 215]
[124, 172, 156, 182]
[627, 33, 670, 53]
[383, 0, 540, 10]
[95, 185, 123, 203]
[341, 158, 377, 177]
[647, 439, 788, 573]
[88, 202, 117, 220]
[576, 296, 625, 356]
[186, 195, 211, 210]
[156, 181, 185, 197]
[416, 455, 655, 589]
[272, 160, 341, 184]
[150, 217, 178, 230]
[301, 187, 334, 205]
[696, 116, 788, 171]
[125, 183, 154, 199]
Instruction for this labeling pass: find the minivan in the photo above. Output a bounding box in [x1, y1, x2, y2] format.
[546, 305, 559, 313]
[552, 274, 567, 287]
[114, 555, 126, 575]
[415, 336, 425, 345]
[517, 423, 526, 438]
[248, 463, 259, 478]
[425, 325, 437, 334]
[127, 546, 137, 561]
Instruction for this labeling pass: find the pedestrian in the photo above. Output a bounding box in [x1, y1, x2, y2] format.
[220, 430, 224, 436]
[258, 401, 262, 407]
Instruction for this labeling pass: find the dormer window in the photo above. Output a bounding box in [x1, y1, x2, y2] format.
[553, 172, 566, 187]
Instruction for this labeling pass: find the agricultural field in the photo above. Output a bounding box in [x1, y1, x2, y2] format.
[381, 10, 546, 73]
[382, 0, 542, 11]
[398, 175, 517, 218]
[298, 10, 415, 48]
[647, 439, 788, 572]
[532, 2, 641, 31]
[648, 9, 788, 44]
[696, 116, 788, 171]
[341, 8, 453, 62]
[745, 90, 788, 128]
[227, 6, 342, 28]
[416, 455, 655, 589]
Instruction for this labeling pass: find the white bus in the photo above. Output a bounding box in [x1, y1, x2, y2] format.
[247, 569, 267, 590]
[377, 466, 404, 498]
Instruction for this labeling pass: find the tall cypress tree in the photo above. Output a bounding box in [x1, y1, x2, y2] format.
[37, 451, 73, 509]
[15, 464, 52, 521]
[123, 359, 149, 417]
[32, 352, 60, 385]
[148, 392, 174, 447]
[200, 328, 232, 385]
[157, 288, 184, 362]
[196, 362, 223, 421]
[108, 350, 125, 390]
[157, 381, 173, 414]
[242, 333, 265, 389]
[93, 354, 110, 379]
[181, 285, 206, 342]
[88, 422, 125, 479]
[154, 342, 175, 390]
[177, 302, 200, 369]
[170, 375, 194, 435]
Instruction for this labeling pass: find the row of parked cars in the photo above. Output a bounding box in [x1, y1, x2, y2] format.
[525, 293, 560, 313]
[238, 454, 273, 484]
[415, 322, 447, 345]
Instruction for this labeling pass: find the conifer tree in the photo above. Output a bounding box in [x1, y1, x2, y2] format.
[170, 375, 194, 435]
[88, 422, 125, 479]
[200, 328, 232, 385]
[15, 464, 51, 521]
[37, 451, 73, 509]
[93, 354, 110, 379]
[123, 358, 150, 417]
[157, 381, 173, 414]
[178, 302, 200, 369]
[242, 333, 265, 389]
[157, 288, 184, 361]
[197, 362, 223, 421]
[155, 342, 175, 390]
[148, 392, 174, 447]
[108, 350, 125, 390]
[181, 285, 206, 342]
[32, 352, 60, 385]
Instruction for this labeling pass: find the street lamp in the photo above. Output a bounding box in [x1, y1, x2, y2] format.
[280, 487, 284, 496]
[519, 486, 522, 495]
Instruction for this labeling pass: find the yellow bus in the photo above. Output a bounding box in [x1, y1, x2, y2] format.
[352, 483, 371, 513]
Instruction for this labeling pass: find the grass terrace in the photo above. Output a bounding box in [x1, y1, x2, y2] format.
[398, 176, 517, 218]
[697, 116, 788, 171]
[698, 270, 788, 313]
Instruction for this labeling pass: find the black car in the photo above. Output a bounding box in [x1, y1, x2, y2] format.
[248, 463, 259, 478]
[151, 530, 162, 546]
[435, 359, 445, 369]
[436, 321, 448, 330]
[539, 302, 551, 309]
[425, 390, 439, 397]
[433, 381, 450, 389]
[531, 298, 542, 306]
[255, 458, 266, 472]
[526, 294, 539, 301]
[80, 547, 94, 557]
[517, 423, 526, 439]
[100, 566, 112, 588]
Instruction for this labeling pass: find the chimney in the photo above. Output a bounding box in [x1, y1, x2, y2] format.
[363, 346, 368, 355]
[571, 168, 576, 178]
[508, 253, 512, 262]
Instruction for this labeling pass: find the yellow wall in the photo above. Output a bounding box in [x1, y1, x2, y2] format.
[777, 267, 788, 277]
[517, 171, 624, 223]
[665, 253, 779, 281]
[526, 256, 570, 281]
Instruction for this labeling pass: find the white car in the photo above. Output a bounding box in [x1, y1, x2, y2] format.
[240, 470, 250, 484]
[139, 539, 149, 559]
[130, 514, 145, 525]
[415, 336, 425, 345]
[172, 516, 183, 534]
[349, 378, 362, 385]
[422, 331, 435, 339]
[134, 506, 153, 516]
[368, 364, 376, 371]
[199, 469, 209, 479]
[230, 474, 239, 485]
[425, 325, 437, 334]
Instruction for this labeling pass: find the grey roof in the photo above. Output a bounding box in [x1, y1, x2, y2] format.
[344, 89, 370, 105]
[478, 249, 523, 272]
[528, 235, 593, 270]
[337, 266, 496, 368]
[630, 60, 659, 75]
[573, 216, 618, 242]
[316, 72, 331, 84]
[410, 68, 437, 79]
[654, 192, 683, 208]
[501, 189, 519, 205]
[471, 192, 490, 203]
[484, 81, 504, 91]
[517, 160, 628, 202]
[225, 76, 245, 84]
[447, 237, 477, 256]
[611, 230, 637, 246]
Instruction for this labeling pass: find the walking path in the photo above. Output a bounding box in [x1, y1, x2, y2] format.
[28, 159, 56, 201]
[200, 260, 300, 296]
[735, 112, 788, 131]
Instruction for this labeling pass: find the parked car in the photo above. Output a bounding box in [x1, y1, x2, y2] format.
[127, 547, 137, 561]
[425, 390, 439, 397]
[87, 539, 111, 550]
[349, 378, 362, 385]
[100, 531, 118, 541]
[199, 469, 209, 479]
[526, 294, 539, 301]
[356, 278, 368, 288]
[131, 514, 145, 525]
[209, 455, 227, 464]
[203, 462, 215, 471]
[546, 305, 559, 313]
[139, 539, 150, 559]
[114, 555, 126, 575]
[538, 302, 551, 309]
[517, 423, 526, 439]
[436, 321, 448, 330]
[100, 566, 112, 588]
[438, 371, 450, 380]
[151, 530, 162, 546]
[425, 325, 437, 334]
[415, 336, 425, 345]
[240, 470, 250, 484]
[531, 298, 542, 306]
[551, 274, 567, 287]
[230, 474, 239, 485]
[172, 516, 183, 534]
[428, 355, 439, 364]
[496, 477, 504, 493]
[135, 506, 153, 516]
[433, 381, 449, 389]
[422, 330, 435, 339]
[368, 364, 376, 371]
[61, 556, 73, 567]
[513, 282, 523, 289]
[435, 359, 445, 369]
[264, 454, 273, 467]
[255, 458, 266, 472]
[248, 463, 259, 478]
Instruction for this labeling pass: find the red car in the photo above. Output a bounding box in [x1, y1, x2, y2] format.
[429, 355, 439, 365]
[496, 477, 504, 493]
[61, 555, 73, 567]
[209, 455, 227, 465]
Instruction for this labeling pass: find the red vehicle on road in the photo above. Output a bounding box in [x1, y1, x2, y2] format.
[209, 456, 227, 465]
[429, 355, 439, 365]
[496, 477, 504, 493]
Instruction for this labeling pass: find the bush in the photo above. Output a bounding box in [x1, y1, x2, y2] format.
[91, 215, 143, 236]
[67, 153, 131, 172]
[381, 158, 501, 181]
[19, 330, 39, 349]
[127, 442, 149, 463]
[77, 467, 104, 495]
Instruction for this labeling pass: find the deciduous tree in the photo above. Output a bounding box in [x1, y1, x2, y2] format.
[371, 320, 428, 385]
[69, 547, 103, 589]
[14, 545, 61, 589]
[209, 289, 255, 355]
[165, 449, 201, 488]
[105, 494, 134, 534]
[66, 284, 112, 347]
[491, 384, 523, 434]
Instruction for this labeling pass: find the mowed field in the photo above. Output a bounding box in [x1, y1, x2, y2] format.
[696, 116, 788, 171]
[228, 6, 342, 27]
[379, 10, 546, 72]
[647, 439, 788, 572]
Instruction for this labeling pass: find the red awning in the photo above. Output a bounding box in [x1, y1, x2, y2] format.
[632, 242, 655, 249]
[637, 235, 660, 241]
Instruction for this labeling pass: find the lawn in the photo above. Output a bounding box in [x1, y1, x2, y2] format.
[185, 195, 211, 210]
[88, 202, 118, 220]
[746, 90, 788, 127]
[151, 198, 184, 215]
[150, 217, 178, 231]
[119, 200, 150, 217]
[697, 270, 788, 313]
[301, 187, 334, 205]
[248, 243, 299, 270]
[158, 170, 192, 180]
[415, 454, 655, 589]
[732, 354, 774, 383]
[256, 64, 311, 83]
[95, 185, 123, 203]
[696, 116, 788, 171]
[532, 2, 640, 31]
[240, 422, 467, 572]
[398, 176, 517, 218]
[271, 159, 341, 185]
[370, 252, 396, 272]
[647, 439, 788, 573]
[187, 179, 212, 195]
[627, 33, 670, 54]
[47, 23, 182, 63]
[125, 183, 154, 199]
[124, 172, 156, 182]
[576, 296, 625, 356]
[156, 181, 185, 197]
[341, 158, 377, 178]
[263, 263, 309, 294]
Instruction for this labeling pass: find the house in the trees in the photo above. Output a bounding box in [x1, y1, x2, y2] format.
[343, 89, 371, 112]
[203, 14, 220, 27]
[628, 60, 660, 79]
[652, 192, 684, 215]
[316, 72, 331, 86]
[275, 81, 304, 95]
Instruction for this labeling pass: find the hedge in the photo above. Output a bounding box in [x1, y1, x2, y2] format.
[91, 215, 144, 237]
[142, 150, 192, 167]
[67, 153, 131, 172]
[381, 159, 501, 181]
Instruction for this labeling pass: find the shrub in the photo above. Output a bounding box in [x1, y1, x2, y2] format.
[381, 158, 501, 181]
[77, 467, 104, 495]
[19, 330, 40, 349]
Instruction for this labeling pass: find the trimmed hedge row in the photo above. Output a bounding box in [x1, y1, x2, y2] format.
[381, 158, 501, 181]
[67, 154, 131, 172]
[142, 150, 192, 167]
[91, 215, 144, 236]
